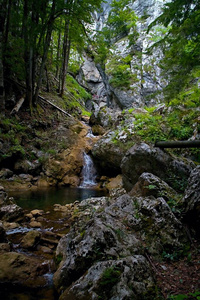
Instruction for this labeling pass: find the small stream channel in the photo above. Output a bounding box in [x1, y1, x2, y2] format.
[1, 124, 106, 299]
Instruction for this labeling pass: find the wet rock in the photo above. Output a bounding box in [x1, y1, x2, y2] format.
[182, 165, 200, 235]
[3, 222, 20, 230]
[121, 143, 195, 192]
[0, 243, 11, 253]
[0, 169, 13, 179]
[20, 230, 41, 249]
[0, 252, 47, 288]
[30, 209, 44, 217]
[60, 256, 156, 300]
[0, 204, 24, 222]
[29, 221, 42, 228]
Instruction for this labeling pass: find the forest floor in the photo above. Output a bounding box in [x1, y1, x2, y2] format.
[153, 240, 200, 299]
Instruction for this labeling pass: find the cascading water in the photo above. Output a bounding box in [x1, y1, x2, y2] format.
[80, 152, 97, 188]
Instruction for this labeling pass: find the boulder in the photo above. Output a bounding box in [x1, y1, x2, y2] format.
[121, 143, 195, 192]
[92, 132, 127, 176]
[129, 172, 179, 202]
[60, 256, 156, 300]
[20, 230, 41, 249]
[0, 186, 7, 206]
[54, 194, 188, 297]
[181, 165, 200, 235]
[0, 204, 24, 222]
[0, 169, 13, 179]
[0, 252, 48, 288]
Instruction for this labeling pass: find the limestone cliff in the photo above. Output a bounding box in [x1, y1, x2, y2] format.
[78, 0, 168, 109]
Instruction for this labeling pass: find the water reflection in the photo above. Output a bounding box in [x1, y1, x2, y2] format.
[9, 187, 107, 210]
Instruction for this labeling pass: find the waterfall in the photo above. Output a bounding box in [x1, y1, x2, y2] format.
[80, 152, 97, 188]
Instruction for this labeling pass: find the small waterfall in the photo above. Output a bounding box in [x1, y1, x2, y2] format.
[80, 152, 97, 188]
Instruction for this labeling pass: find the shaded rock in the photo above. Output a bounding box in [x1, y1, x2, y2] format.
[92, 132, 126, 176]
[121, 143, 195, 192]
[131, 196, 188, 255]
[0, 169, 13, 179]
[3, 222, 19, 230]
[54, 194, 188, 297]
[0, 186, 7, 206]
[20, 230, 41, 249]
[182, 165, 200, 235]
[129, 172, 179, 202]
[0, 226, 6, 243]
[0, 252, 48, 288]
[0, 243, 11, 253]
[30, 209, 44, 217]
[0, 204, 24, 222]
[60, 256, 157, 300]
[29, 221, 42, 228]
[14, 159, 41, 175]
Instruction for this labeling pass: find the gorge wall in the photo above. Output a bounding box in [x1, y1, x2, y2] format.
[78, 0, 167, 109]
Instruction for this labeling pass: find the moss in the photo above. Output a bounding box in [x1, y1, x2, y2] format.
[98, 266, 122, 290]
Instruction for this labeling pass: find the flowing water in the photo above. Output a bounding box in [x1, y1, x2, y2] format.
[80, 152, 97, 188]
[5, 186, 107, 300]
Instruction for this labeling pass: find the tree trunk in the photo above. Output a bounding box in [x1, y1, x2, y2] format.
[0, 32, 5, 115]
[56, 24, 61, 80]
[0, 0, 7, 115]
[60, 20, 71, 98]
[155, 140, 200, 148]
[33, 0, 56, 105]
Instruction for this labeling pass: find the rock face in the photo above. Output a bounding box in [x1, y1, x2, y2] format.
[182, 165, 200, 235]
[54, 193, 188, 299]
[92, 132, 127, 175]
[121, 143, 195, 192]
[78, 0, 166, 109]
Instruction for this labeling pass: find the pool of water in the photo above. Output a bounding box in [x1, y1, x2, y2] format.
[8, 187, 107, 211]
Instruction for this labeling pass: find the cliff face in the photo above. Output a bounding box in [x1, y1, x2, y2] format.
[79, 0, 168, 109]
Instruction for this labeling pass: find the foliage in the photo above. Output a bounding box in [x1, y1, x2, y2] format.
[168, 291, 200, 300]
[106, 54, 139, 89]
[148, 0, 200, 100]
[99, 266, 122, 289]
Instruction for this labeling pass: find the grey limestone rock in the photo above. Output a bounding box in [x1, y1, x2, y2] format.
[121, 143, 195, 192]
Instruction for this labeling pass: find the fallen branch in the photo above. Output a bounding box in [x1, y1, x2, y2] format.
[10, 96, 25, 115]
[38, 95, 73, 118]
[155, 140, 200, 148]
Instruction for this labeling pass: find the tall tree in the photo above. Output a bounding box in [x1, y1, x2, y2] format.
[148, 0, 200, 99]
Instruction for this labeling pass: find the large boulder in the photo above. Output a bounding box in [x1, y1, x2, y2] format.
[54, 194, 188, 298]
[181, 165, 200, 235]
[59, 256, 156, 300]
[0, 252, 48, 288]
[121, 143, 195, 192]
[92, 132, 127, 176]
[20, 230, 41, 249]
[129, 172, 179, 202]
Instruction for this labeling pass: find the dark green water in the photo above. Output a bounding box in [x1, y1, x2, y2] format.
[9, 187, 107, 211]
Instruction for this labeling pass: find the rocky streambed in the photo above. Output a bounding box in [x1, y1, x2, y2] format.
[0, 186, 83, 300]
[0, 163, 200, 299]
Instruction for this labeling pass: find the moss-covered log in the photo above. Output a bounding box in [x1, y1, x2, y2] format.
[155, 140, 200, 148]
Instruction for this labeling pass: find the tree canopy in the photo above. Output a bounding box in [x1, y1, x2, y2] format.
[148, 0, 200, 99]
[0, 0, 102, 113]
